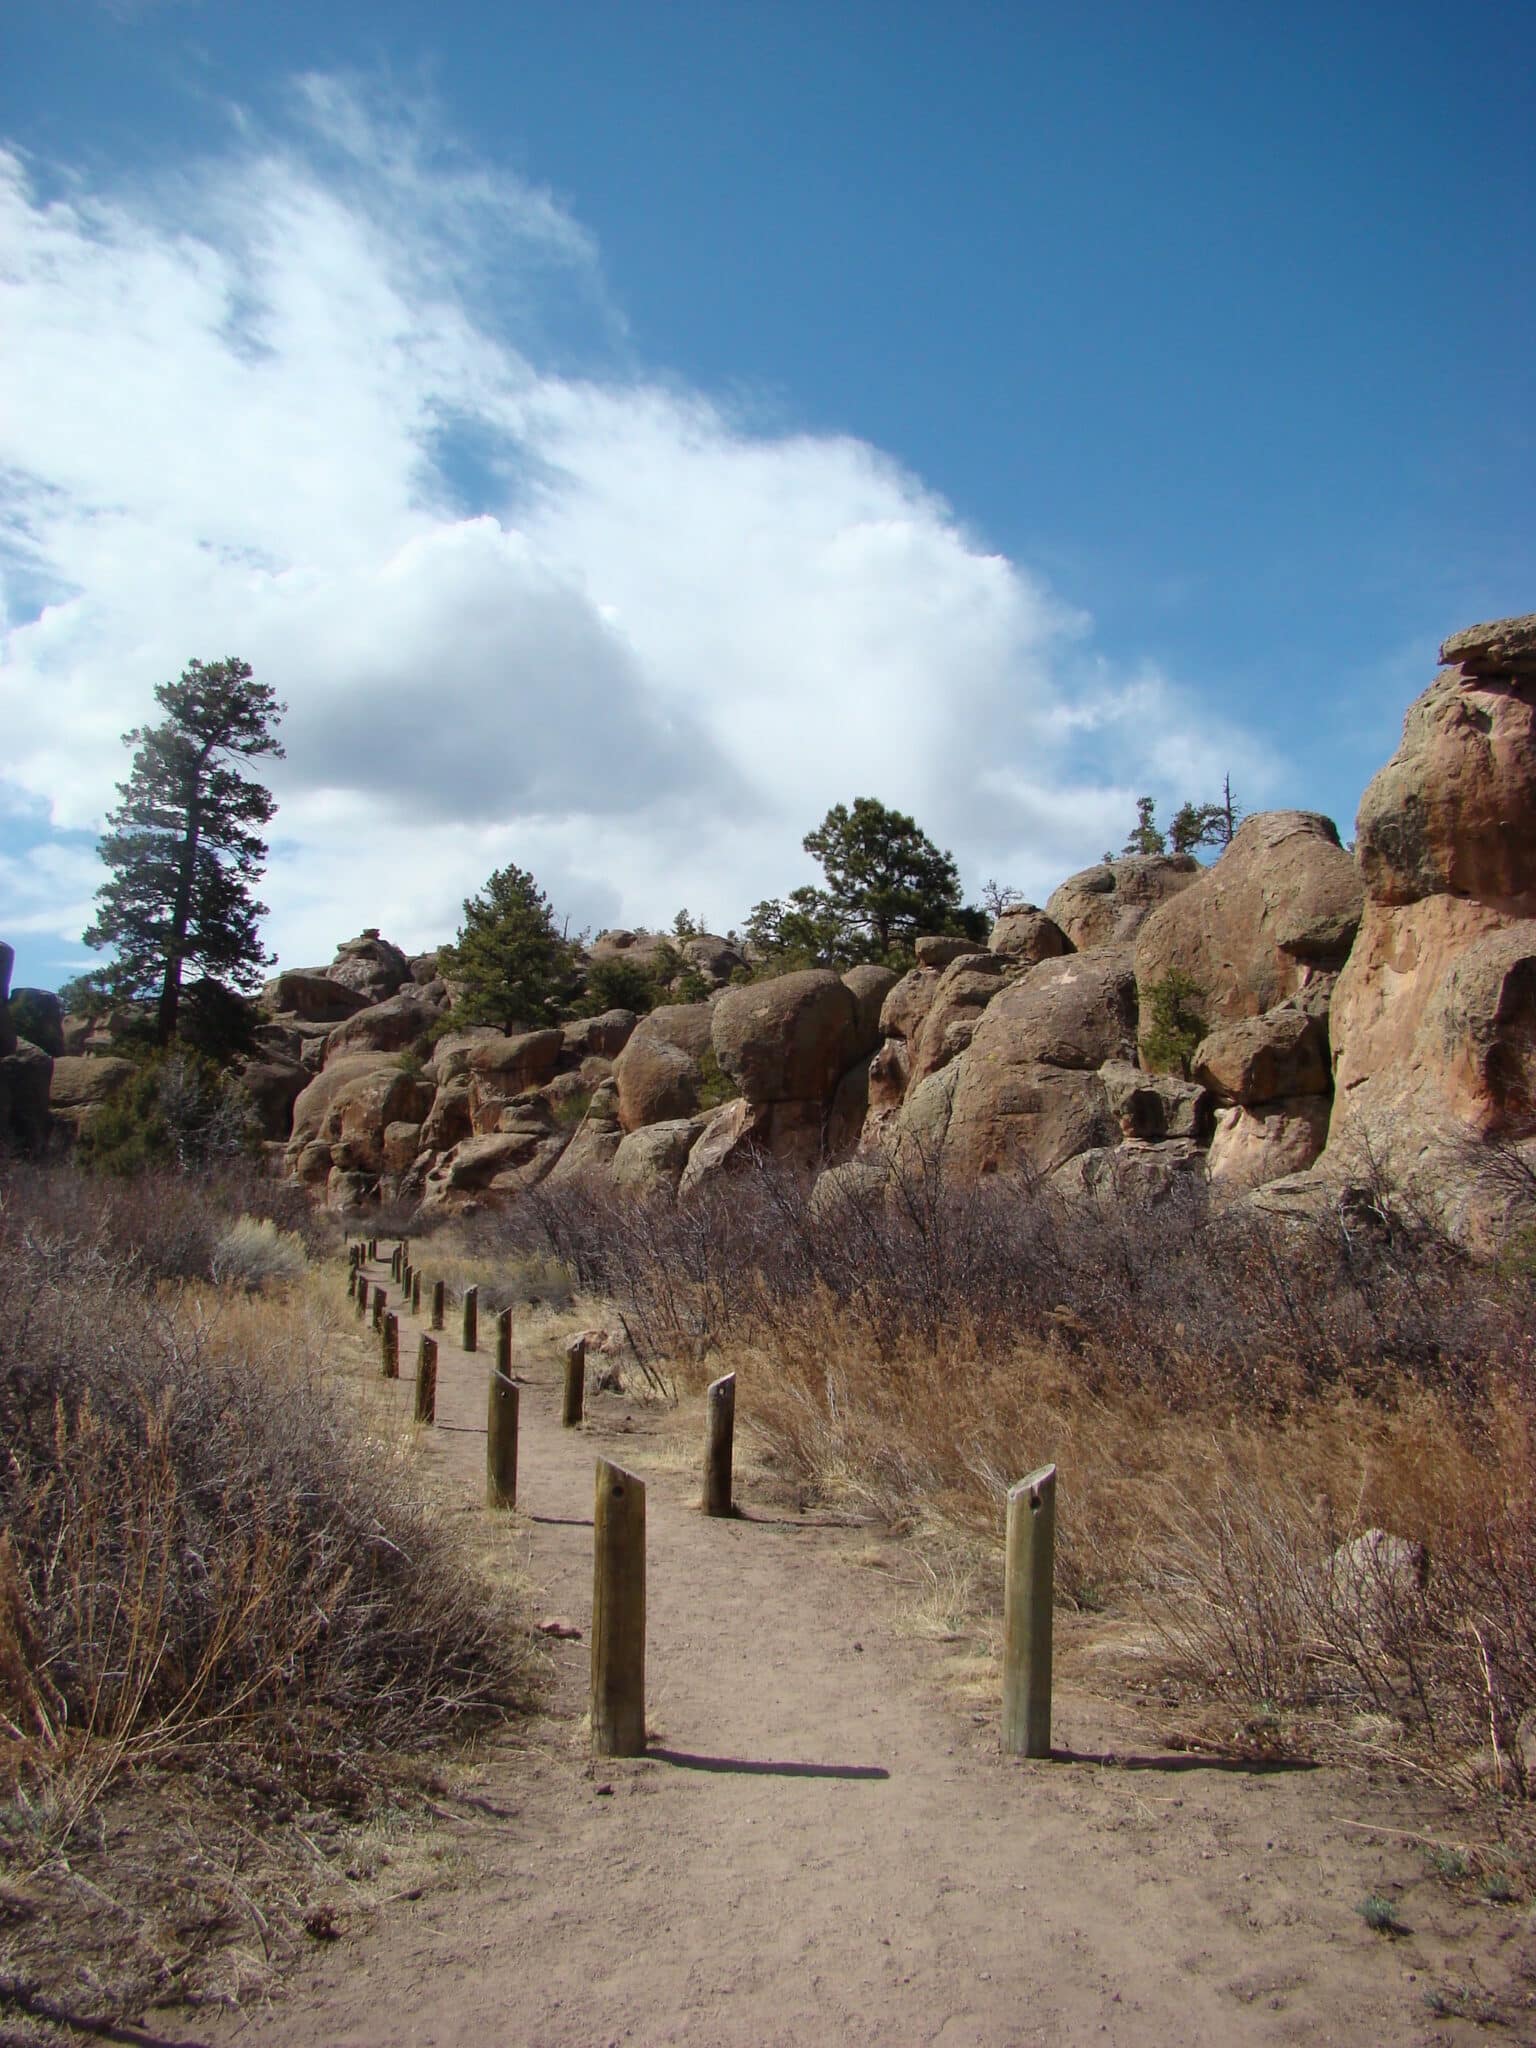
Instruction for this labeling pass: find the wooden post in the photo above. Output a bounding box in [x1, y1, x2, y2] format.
[355, 1276, 368, 1320]
[371, 1288, 387, 1332]
[390, 1244, 402, 1281]
[381, 1310, 399, 1379]
[562, 1335, 587, 1428]
[369, 1235, 378, 1261]
[496, 1306, 514, 1382]
[462, 1284, 479, 1353]
[703, 1372, 737, 1517]
[411, 1269, 422, 1315]
[1002, 1463, 1056, 1759]
[347, 1264, 357, 1300]
[414, 1334, 438, 1425]
[486, 1367, 519, 1509]
[591, 1460, 646, 1757]
[430, 1278, 445, 1331]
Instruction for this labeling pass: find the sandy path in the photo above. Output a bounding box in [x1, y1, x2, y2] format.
[210, 1259, 1520, 2047]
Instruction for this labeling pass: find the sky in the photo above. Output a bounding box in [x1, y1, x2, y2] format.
[1, 0, 1532, 992]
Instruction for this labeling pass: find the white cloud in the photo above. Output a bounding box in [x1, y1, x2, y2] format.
[0, 81, 1275, 977]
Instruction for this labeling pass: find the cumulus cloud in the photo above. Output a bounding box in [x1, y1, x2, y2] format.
[0, 78, 1272, 978]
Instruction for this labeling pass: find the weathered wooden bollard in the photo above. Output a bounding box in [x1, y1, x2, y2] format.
[562, 1335, 586, 1428]
[1002, 1463, 1056, 1759]
[411, 1269, 422, 1315]
[462, 1284, 479, 1353]
[391, 1244, 402, 1282]
[495, 1305, 514, 1378]
[430, 1278, 445, 1331]
[703, 1372, 737, 1517]
[486, 1365, 519, 1509]
[381, 1310, 399, 1379]
[369, 1235, 378, 1261]
[591, 1459, 646, 1756]
[371, 1288, 387, 1333]
[414, 1334, 438, 1425]
[355, 1276, 368, 1320]
[347, 1264, 357, 1300]
[401, 1258, 413, 1302]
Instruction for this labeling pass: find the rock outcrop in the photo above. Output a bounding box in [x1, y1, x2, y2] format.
[1046, 855, 1200, 951]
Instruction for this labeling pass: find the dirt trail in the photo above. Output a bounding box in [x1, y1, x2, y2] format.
[211, 1261, 1518, 2047]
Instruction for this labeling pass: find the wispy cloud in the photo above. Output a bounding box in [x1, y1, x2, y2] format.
[0, 79, 1274, 972]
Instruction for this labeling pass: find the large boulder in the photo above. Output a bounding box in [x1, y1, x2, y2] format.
[909, 955, 1009, 1084]
[421, 1076, 474, 1152]
[7, 989, 64, 1058]
[428, 1026, 506, 1082]
[1208, 1097, 1332, 1190]
[1046, 855, 1200, 952]
[420, 1130, 566, 1207]
[633, 1003, 715, 1062]
[1097, 1059, 1211, 1142]
[262, 971, 370, 1025]
[1354, 643, 1536, 910]
[237, 1055, 309, 1141]
[877, 966, 941, 1048]
[973, 950, 1139, 1073]
[319, 1067, 434, 1175]
[842, 964, 900, 1054]
[49, 1055, 134, 1133]
[323, 992, 439, 1064]
[1192, 1008, 1331, 1106]
[680, 934, 746, 986]
[328, 931, 411, 1003]
[287, 1051, 403, 1155]
[988, 906, 1072, 967]
[562, 1010, 638, 1061]
[711, 971, 860, 1106]
[914, 935, 979, 969]
[1134, 812, 1362, 1051]
[613, 1032, 700, 1132]
[1051, 1138, 1206, 1205]
[465, 1030, 564, 1132]
[611, 1118, 703, 1197]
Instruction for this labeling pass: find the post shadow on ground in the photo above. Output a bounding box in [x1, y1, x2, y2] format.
[1046, 1747, 1318, 1775]
[530, 1513, 594, 1528]
[648, 1747, 889, 1780]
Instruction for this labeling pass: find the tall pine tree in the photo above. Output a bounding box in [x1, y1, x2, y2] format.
[85, 657, 285, 1045]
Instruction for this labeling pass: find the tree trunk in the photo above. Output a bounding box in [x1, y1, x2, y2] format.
[157, 774, 205, 1044]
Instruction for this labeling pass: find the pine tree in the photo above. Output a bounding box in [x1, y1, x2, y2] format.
[1121, 796, 1167, 857]
[84, 657, 285, 1046]
[441, 865, 575, 1033]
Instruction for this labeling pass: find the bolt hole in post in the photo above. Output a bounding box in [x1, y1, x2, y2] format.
[591, 1459, 646, 1757]
[1002, 1463, 1056, 1760]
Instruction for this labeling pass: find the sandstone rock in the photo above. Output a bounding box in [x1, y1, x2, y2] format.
[318, 1068, 434, 1174]
[49, 1055, 134, 1127]
[237, 1055, 309, 1140]
[262, 971, 370, 1024]
[910, 956, 1009, 1084]
[877, 967, 941, 1047]
[842, 964, 900, 1053]
[633, 1003, 715, 1062]
[989, 906, 1072, 967]
[1097, 1059, 1211, 1141]
[681, 934, 746, 985]
[408, 951, 442, 984]
[466, 1030, 565, 1132]
[711, 971, 859, 1105]
[421, 1077, 473, 1153]
[914, 935, 979, 968]
[288, 1052, 402, 1154]
[427, 1130, 565, 1196]
[865, 1039, 910, 1124]
[827, 1054, 873, 1162]
[677, 1097, 762, 1197]
[1355, 660, 1536, 911]
[1051, 1138, 1206, 1205]
[1420, 920, 1536, 1134]
[323, 992, 438, 1064]
[613, 1032, 700, 1132]
[1046, 854, 1200, 951]
[611, 1118, 702, 1197]
[1134, 813, 1362, 1051]
[7, 989, 64, 1058]
[1439, 612, 1536, 677]
[561, 1010, 638, 1061]
[428, 1027, 506, 1081]
[294, 1140, 333, 1184]
[382, 1120, 424, 1174]
[974, 950, 1139, 1072]
[0, 1040, 52, 1154]
[546, 1124, 625, 1182]
[1207, 1097, 1332, 1190]
[325, 1167, 374, 1213]
[945, 1060, 1116, 1179]
[1193, 1008, 1330, 1106]
[807, 1155, 891, 1222]
[328, 931, 411, 1003]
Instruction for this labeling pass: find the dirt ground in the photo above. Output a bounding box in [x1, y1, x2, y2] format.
[200, 1259, 1534, 2048]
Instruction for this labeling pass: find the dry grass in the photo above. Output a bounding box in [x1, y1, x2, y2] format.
[0, 1169, 540, 2030]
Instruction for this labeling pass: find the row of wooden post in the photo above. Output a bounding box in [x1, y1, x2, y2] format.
[348, 1241, 1055, 1761]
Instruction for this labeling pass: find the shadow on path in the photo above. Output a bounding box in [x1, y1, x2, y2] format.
[649, 1747, 889, 1781]
[1049, 1747, 1319, 1776]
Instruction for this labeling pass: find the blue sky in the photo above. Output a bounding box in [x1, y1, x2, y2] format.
[2, 0, 1531, 990]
